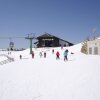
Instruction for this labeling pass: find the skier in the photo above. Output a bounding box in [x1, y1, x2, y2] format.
[32, 51, 34, 59]
[39, 52, 42, 58]
[44, 52, 46, 58]
[52, 49, 54, 54]
[63, 49, 68, 61]
[56, 51, 60, 59]
[10, 52, 11, 55]
[20, 54, 22, 59]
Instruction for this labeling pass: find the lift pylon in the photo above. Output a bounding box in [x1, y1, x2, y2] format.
[25, 33, 36, 54]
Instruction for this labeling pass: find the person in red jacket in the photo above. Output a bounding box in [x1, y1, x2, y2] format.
[56, 51, 60, 60]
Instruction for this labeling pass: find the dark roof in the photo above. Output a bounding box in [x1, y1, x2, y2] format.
[37, 32, 56, 38]
[60, 38, 74, 45]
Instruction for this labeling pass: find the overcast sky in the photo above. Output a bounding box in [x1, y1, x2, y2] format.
[0, 0, 100, 48]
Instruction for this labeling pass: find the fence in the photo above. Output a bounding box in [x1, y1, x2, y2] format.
[0, 54, 14, 65]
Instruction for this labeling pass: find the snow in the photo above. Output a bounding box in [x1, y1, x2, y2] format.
[0, 43, 100, 100]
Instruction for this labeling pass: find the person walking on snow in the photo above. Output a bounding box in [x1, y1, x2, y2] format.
[56, 51, 60, 59]
[63, 49, 68, 61]
[39, 52, 42, 58]
[44, 52, 46, 58]
[20, 54, 22, 59]
[52, 49, 54, 54]
[32, 51, 34, 59]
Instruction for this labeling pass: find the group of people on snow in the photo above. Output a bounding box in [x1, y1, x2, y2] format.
[19, 48, 74, 61]
[39, 51, 46, 58]
[56, 49, 69, 61]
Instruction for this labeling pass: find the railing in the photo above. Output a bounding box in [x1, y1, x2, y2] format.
[0, 54, 14, 65]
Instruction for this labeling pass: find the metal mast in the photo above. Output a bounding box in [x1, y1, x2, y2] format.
[25, 33, 36, 54]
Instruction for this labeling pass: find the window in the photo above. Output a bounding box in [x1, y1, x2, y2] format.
[89, 47, 92, 54]
[94, 47, 98, 55]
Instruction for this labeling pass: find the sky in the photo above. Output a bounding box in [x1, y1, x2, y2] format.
[0, 0, 100, 48]
[0, 44, 100, 100]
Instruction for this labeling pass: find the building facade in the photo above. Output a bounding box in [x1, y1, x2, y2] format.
[35, 33, 73, 47]
[87, 38, 100, 55]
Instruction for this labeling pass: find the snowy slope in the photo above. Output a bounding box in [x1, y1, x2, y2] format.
[0, 43, 100, 100]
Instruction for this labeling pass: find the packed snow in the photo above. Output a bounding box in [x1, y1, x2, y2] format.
[0, 43, 100, 100]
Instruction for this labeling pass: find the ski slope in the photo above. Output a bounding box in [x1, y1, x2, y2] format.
[0, 43, 100, 100]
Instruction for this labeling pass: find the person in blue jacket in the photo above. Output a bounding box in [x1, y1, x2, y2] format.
[63, 49, 68, 61]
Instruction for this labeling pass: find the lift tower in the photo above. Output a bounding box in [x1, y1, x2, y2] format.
[25, 33, 36, 54]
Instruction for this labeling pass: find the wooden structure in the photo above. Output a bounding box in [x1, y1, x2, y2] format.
[35, 33, 73, 47]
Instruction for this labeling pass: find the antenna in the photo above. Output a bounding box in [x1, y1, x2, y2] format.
[92, 28, 97, 40]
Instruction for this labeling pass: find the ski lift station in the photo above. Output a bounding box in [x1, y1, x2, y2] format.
[35, 32, 74, 47]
